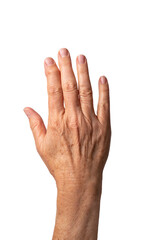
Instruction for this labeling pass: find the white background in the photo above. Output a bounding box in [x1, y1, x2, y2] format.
[0, 0, 160, 239]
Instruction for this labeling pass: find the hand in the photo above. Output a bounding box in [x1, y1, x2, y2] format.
[24, 48, 111, 239]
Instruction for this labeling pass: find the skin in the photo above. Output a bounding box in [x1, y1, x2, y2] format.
[24, 48, 111, 240]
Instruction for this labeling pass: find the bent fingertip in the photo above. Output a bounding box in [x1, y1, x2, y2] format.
[44, 57, 55, 66]
[23, 107, 31, 118]
[77, 55, 86, 64]
[100, 76, 107, 84]
[59, 48, 69, 58]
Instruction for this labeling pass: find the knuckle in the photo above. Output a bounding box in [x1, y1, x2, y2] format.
[99, 102, 109, 110]
[47, 67, 59, 75]
[95, 126, 103, 140]
[48, 118, 59, 128]
[68, 120, 79, 128]
[79, 88, 93, 98]
[47, 86, 62, 96]
[63, 82, 77, 93]
[61, 59, 71, 67]
[67, 115, 79, 128]
[48, 118, 63, 134]
[30, 119, 41, 131]
[69, 121, 79, 128]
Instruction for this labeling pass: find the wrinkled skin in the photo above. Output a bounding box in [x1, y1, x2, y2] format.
[24, 48, 111, 239]
[41, 108, 111, 190]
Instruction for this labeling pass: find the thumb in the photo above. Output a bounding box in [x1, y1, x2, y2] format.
[24, 107, 46, 149]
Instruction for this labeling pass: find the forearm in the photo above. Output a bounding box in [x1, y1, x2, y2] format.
[52, 176, 103, 240]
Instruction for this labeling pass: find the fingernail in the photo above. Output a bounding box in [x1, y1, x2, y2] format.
[59, 48, 69, 57]
[78, 55, 86, 64]
[45, 57, 55, 66]
[100, 76, 107, 84]
[23, 108, 31, 118]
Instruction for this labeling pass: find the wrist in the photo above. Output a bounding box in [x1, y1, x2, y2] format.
[56, 178, 102, 213]
[53, 174, 103, 240]
[56, 171, 103, 198]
